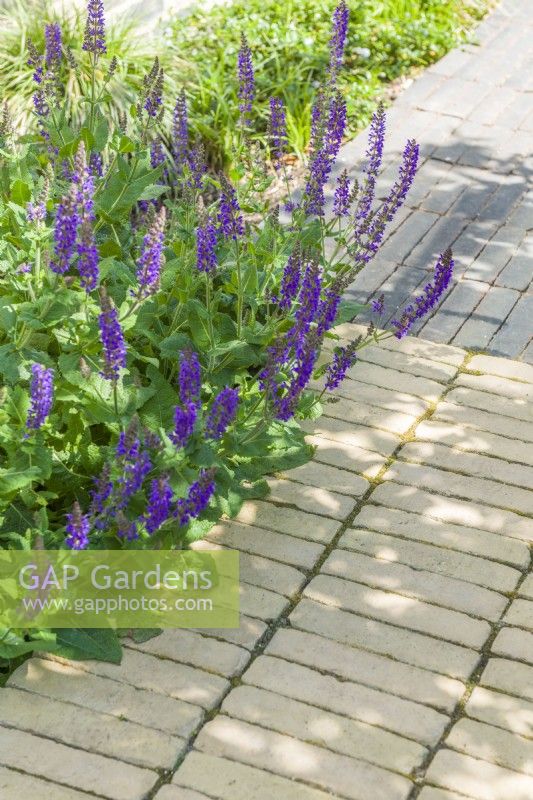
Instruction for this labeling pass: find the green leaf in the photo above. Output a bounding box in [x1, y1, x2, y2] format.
[93, 118, 110, 151]
[54, 628, 122, 664]
[0, 501, 35, 538]
[80, 127, 95, 151]
[139, 184, 168, 201]
[118, 135, 136, 153]
[212, 340, 258, 371]
[0, 629, 58, 660]
[131, 628, 161, 643]
[97, 164, 163, 218]
[0, 467, 42, 496]
[159, 333, 194, 359]
[186, 299, 212, 349]
[0, 299, 17, 333]
[0, 344, 21, 382]
[10, 179, 31, 207]
[335, 300, 367, 325]
[13, 445, 53, 481]
[139, 365, 180, 429]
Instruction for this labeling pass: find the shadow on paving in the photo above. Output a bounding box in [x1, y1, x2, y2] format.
[345, 137, 532, 360]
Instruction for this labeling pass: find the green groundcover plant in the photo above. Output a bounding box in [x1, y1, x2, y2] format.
[0, 0, 454, 668]
[167, 0, 490, 165]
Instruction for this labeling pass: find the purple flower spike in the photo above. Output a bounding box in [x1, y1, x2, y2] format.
[196, 217, 218, 275]
[33, 89, 49, 120]
[150, 137, 166, 169]
[333, 170, 351, 217]
[277, 244, 302, 312]
[143, 59, 164, 118]
[174, 468, 216, 526]
[237, 33, 255, 124]
[392, 249, 454, 339]
[89, 151, 103, 178]
[77, 219, 99, 292]
[50, 185, 79, 274]
[218, 176, 244, 240]
[45, 23, 62, 71]
[274, 334, 319, 422]
[325, 343, 358, 391]
[355, 103, 386, 224]
[117, 513, 138, 540]
[371, 294, 385, 315]
[135, 206, 166, 299]
[89, 463, 113, 516]
[179, 351, 201, 408]
[26, 363, 54, 431]
[187, 142, 207, 190]
[66, 502, 90, 550]
[173, 90, 189, 169]
[295, 259, 322, 332]
[269, 97, 287, 169]
[98, 290, 127, 380]
[119, 449, 152, 506]
[353, 138, 419, 269]
[303, 91, 346, 216]
[205, 387, 239, 440]
[325, 91, 347, 157]
[144, 476, 173, 533]
[27, 201, 46, 225]
[170, 402, 197, 449]
[27, 40, 43, 85]
[83, 0, 106, 56]
[116, 419, 140, 460]
[316, 280, 342, 336]
[329, 0, 349, 80]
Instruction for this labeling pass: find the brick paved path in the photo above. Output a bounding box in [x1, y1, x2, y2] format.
[1, 324, 532, 800]
[342, 0, 533, 362]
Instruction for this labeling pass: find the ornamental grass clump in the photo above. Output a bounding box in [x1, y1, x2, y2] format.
[0, 1, 453, 661]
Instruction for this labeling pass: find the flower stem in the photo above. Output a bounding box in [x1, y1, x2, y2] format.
[205, 274, 216, 370]
[89, 53, 97, 133]
[235, 242, 243, 338]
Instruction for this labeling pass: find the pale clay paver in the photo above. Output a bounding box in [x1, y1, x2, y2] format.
[304, 573, 491, 649]
[194, 716, 412, 800]
[0, 726, 156, 800]
[415, 418, 533, 467]
[519, 573, 533, 599]
[221, 684, 428, 774]
[0, 767, 99, 800]
[466, 686, 533, 738]
[4, 311, 533, 800]
[353, 504, 529, 567]
[339, 528, 521, 591]
[481, 658, 533, 703]
[243, 654, 449, 746]
[446, 717, 533, 777]
[266, 627, 465, 713]
[323, 548, 508, 620]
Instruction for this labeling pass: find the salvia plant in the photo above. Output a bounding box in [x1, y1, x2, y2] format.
[0, 0, 453, 663]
